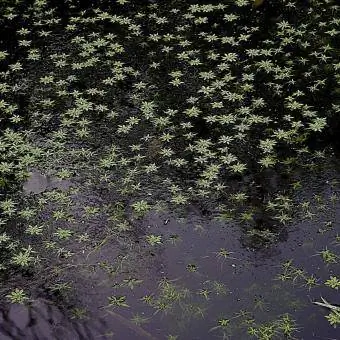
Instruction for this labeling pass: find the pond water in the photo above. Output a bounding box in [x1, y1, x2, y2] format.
[0, 0, 339, 339]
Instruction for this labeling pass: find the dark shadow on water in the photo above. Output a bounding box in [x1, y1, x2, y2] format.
[0, 298, 160, 340]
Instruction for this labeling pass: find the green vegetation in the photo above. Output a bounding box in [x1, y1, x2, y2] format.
[0, 0, 339, 338]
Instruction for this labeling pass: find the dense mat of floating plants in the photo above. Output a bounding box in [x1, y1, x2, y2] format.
[0, 0, 339, 338]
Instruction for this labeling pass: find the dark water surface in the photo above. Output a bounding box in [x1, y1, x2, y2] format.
[0, 0, 340, 339]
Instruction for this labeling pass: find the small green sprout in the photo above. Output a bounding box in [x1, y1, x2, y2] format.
[326, 311, 340, 328]
[187, 263, 197, 272]
[303, 274, 319, 290]
[25, 224, 43, 236]
[54, 228, 73, 240]
[50, 282, 72, 292]
[108, 295, 129, 308]
[278, 314, 299, 337]
[218, 318, 230, 328]
[11, 245, 36, 267]
[0, 50, 9, 60]
[70, 307, 88, 320]
[198, 289, 210, 300]
[131, 313, 149, 326]
[216, 248, 233, 260]
[146, 234, 162, 246]
[318, 248, 338, 264]
[0, 198, 17, 216]
[325, 276, 340, 290]
[314, 297, 340, 327]
[131, 200, 150, 216]
[167, 335, 178, 340]
[6, 288, 28, 304]
[122, 278, 143, 290]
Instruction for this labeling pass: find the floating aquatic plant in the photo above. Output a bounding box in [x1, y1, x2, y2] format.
[0, 0, 339, 337]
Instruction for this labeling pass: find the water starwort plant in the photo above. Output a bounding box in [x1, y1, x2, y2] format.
[0, 0, 339, 338]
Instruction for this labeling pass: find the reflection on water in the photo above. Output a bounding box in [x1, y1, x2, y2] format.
[23, 171, 72, 195]
[0, 299, 159, 340]
[1, 200, 339, 340]
[3, 174, 340, 339]
[0, 0, 339, 338]
[0, 300, 97, 340]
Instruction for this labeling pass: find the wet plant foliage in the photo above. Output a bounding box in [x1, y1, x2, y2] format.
[0, 0, 340, 339]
